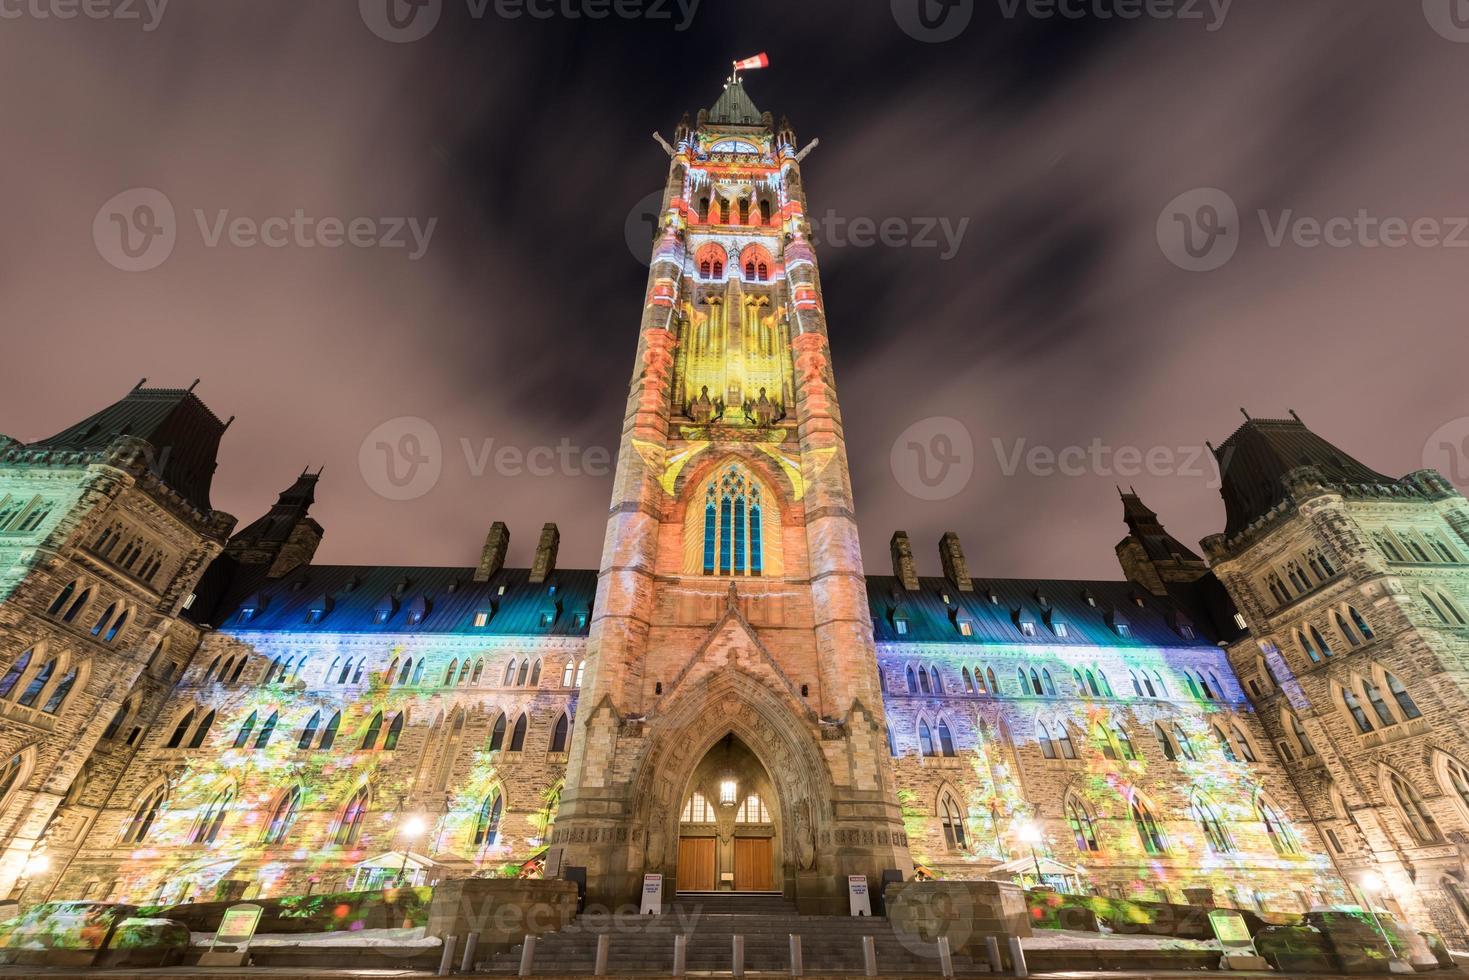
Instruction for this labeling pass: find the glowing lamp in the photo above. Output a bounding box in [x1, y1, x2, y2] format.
[401, 815, 427, 839]
[1359, 872, 1385, 894]
[1015, 821, 1043, 846]
[22, 854, 49, 877]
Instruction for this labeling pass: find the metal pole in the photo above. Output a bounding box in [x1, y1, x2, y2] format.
[862, 935, 877, 976]
[1030, 847, 1043, 884]
[733, 934, 745, 977]
[518, 934, 537, 976]
[461, 931, 479, 973]
[673, 934, 687, 976]
[985, 936, 1003, 973]
[937, 936, 954, 978]
[437, 934, 457, 977]
[1008, 936, 1028, 978]
[595, 933, 610, 975]
[789, 934, 803, 977]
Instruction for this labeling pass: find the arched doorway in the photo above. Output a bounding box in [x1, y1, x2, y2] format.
[676, 733, 779, 892]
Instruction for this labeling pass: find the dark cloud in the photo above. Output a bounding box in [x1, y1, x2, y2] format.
[1, 1, 1465, 577]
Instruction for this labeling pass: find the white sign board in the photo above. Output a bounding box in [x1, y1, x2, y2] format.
[640, 873, 663, 915]
[848, 875, 872, 917]
[543, 844, 564, 880]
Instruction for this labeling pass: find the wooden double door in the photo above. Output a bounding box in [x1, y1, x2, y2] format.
[677, 836, 773, 892]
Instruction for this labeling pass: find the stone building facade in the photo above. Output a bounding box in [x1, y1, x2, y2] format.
[0, 76, 1467, 939]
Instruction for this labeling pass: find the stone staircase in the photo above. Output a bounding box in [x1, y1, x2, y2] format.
[483, 891, 989, 974]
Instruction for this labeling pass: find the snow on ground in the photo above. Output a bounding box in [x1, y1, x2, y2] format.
[1023, 929, 1222, 951]
[190, 926, 441, 948]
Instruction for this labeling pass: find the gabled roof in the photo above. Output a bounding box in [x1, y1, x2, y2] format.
[867, 575, 1217, 648]
[196, 562, 596, 638]
[26, 383, 228, 512]
[707, 77, 763, 126]
[1213, 416, 1392, 537]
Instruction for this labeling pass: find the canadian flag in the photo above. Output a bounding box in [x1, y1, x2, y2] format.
[732, 53, 770, 72]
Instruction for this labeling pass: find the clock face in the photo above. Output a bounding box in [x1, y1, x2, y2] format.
[709, 138, 760, 154]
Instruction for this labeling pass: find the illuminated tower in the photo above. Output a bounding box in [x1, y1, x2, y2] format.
[0, 383, 235, 899]
[1203, 415, 1469, 943]
[553, 69, 912, 910]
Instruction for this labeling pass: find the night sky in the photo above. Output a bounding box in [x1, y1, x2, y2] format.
[2, 1, 1467, 579]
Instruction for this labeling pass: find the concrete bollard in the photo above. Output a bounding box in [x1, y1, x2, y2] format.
[733, 934, 745, 977]
[519, 934, 537, 976]
[673, 934, 687, 976]
[438, 934, 457, 977]
[937, 936, 954, 978]
[461, 931, 479, 974]
[1008, 936, 1028, 978]
[789, 933, 803, 976]
[863, 935, 877, 977]
[595, 933, 610, 976]
[985, 936, 1003, 973]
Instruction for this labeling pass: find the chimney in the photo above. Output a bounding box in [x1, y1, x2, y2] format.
[529, 523, 560, 583]
[939, 532, 973, 592]
[890, 531, 919, 591]
[475, 522, 509, 582]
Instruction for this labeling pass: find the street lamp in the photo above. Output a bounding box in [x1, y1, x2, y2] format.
[1015, 821, 1045, 886]
[1357, 872, 1399, 958]
[396, 815, 427, 886]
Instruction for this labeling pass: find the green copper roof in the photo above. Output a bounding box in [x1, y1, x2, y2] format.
[707, 77, 762, 126]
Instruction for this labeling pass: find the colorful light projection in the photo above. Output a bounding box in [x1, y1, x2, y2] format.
[96, 649, 564, 904]
[893, 642, 1344, 910]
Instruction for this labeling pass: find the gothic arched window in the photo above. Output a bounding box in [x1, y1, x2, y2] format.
[1192, 795, 1234, 853]
[1066, 795, 1100, 852]
[320, 711, 341, 749]
[264, 786, 302, 845]
[1388, 770, 1442, 844]
[122, 784, 165, 844]
[488, 714, 506, 751]
[474, 789, 504, 846]
[939, 792, 967, 849]
[1257, 796, 1299, 855]
[509, 715, 528, 751]
[336, 786, 369, 845]
[189, 786, 233, 844]
[550, 713, 570, 753]
[361, 712, 384, 750]
[1131, 794, 1167, 855]
[701, 465, 767, 577]
[299, 711, 321, 749]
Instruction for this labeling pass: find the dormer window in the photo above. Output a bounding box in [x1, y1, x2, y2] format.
[895, 618, 909, 636]
[1233, 613, 1248, 630]
[574, 612, 588, 629]
[986, 590, 999, 604]
[473, 611, 490, 628]
[1044, 609, 1068, 638]
[539, 611, 555, 628]
[497, 585, 506, 596]
[1019, 621, 1036, 637]
[239, 606, 257, 623]
[1053, 623, 1068, 638]
[1106, 609, 1130, 638]
[1180, 624, 1196, 640]
[958, 620, 973, 637]
[305, 595, 332, 624]
[941, 593, 952, 605]
[373, 595, 398, 625]
[406, 596, 430, 626]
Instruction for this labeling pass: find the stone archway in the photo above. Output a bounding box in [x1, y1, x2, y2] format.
[629, 670, 831, 900]
[674, 734, 780, 892]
